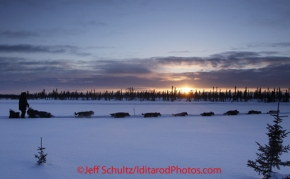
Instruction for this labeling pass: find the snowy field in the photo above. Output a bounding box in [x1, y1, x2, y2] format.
[0, 100, 290, 179]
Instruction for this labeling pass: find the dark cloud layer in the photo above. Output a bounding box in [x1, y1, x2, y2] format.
[0, 30, 40, 38]
[0, 44, 91, 56]
[1, 50, 290, 94]
[0, 44, 67, 53]
[97, 61, 152, 74]
[185, 65, 290, 88]
[155, 51, 290, 69]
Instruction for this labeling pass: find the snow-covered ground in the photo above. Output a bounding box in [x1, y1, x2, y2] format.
[1, 100, 290, 179]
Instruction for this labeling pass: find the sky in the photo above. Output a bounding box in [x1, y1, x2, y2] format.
[0, 0, 290, 94]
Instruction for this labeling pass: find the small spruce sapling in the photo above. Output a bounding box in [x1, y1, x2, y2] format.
[247, 102, 290, 179]
[34, 137, 47, 165]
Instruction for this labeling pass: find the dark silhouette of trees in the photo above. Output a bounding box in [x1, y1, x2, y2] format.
[1, 86, 289, 102]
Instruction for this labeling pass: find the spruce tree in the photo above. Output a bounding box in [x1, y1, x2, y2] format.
[247, 102, 290, 179]
[34, 137, 47, 165]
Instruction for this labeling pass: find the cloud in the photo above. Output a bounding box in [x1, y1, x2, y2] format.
[259, 51, 280, 56]
[0, 57, 161, 93]
[210, 51, 260, 59]
[0, 44, 91, 56]
[96, 60, 152, 75]
[248, 42, 290, 48]
[159, 74, 190, 82]
[0, 30, 41, 38]
[78, 20, 109, 27]
[186, 64, 290, 88]
[0, 44, 64, 53]
[168, 51, 190, 54]
[270, 42, 290, 48]
[1, 50, 290, 94]
[154, 51, 290, 71]
[0, 57, 74, 75]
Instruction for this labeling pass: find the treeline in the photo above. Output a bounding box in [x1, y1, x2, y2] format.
[0, 86, 289, 102]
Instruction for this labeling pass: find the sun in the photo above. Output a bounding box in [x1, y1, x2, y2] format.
[180, 87, 192, 93]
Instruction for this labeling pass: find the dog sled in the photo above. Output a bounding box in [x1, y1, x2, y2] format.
[9, 109, 20, 118]
[27, 108, 54, 118]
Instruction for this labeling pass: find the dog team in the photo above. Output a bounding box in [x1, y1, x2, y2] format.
[9, 92, 279, 118]
[9, 108, 279, 119]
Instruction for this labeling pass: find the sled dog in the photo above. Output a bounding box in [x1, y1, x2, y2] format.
[224, 110, 239, 115]
[201, 112, 215, 116]
[247, 110, 261, 114]
[172, 112, 188, 117]
[9, 109, 20, 118]
[267, 110, 279, 115]
[74, 111, 94, 118]
[142, 112, 161, 118]
[110, 112, 130, 118]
